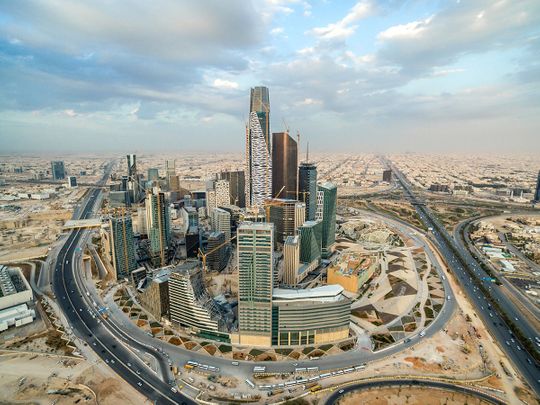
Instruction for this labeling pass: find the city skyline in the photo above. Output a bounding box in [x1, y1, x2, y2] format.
[1, 1, 539, 154]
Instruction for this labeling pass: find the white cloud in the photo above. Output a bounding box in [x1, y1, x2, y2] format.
[296, 97, 322, 106]
[212, 79, 239, 89]
[378, 17, 433, 40]
[270, 27, 284, 35]
[63, 109, 77, 117]
[309, 1, 371, 40]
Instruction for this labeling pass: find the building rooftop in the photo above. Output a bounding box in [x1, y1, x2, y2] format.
[273, 284, 344, 302]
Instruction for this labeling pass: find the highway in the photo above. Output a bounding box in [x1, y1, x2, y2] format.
[324, 378, 506, 405]
[49, 169, 195, 404]
[386, 158, 540, 396]
[454, 215, 540, 322]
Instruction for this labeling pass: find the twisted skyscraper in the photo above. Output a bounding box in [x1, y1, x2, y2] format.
[246, 86, 272, 208]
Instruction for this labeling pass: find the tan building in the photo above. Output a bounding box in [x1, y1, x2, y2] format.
[327, 252, 377, 293]
[138, 272, 169, 320]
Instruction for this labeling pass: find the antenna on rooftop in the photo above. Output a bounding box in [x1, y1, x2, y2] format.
[306, 141, 310, 163]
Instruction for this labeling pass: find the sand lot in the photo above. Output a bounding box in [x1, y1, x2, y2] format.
[0, 352, 145, 405]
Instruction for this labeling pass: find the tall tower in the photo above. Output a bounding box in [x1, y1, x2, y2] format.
[535, 170, 540, 203]
[298, 162, 317, 221]
[237, 222, 274, 346]
[319, 183, 337, 259]
[272, 132, 298, 199]
[109, 213, 137, 279]
[246, 86, 272, 208]
[126, 154, 139, 203]
[51, 161, 66, 180]
[145, 190, 171, 267]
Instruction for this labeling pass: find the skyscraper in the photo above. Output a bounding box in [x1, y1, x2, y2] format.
[535, 170, 540, 203]
[51, 161, 65, 180]
[283, 235, 300, 286]
[166, 160, 176, 190]
[147, 168, 159, 182]
[220, 170, 246, 207]
[267, 199, 302, 244]
[272, 132, 298, 199]
[236, 222, 274, 346]
[246, 86, 272, 208]
[210, 207, 231, 241]
[298, 162, 317, 221]
[126, 154, 139, 203]
[319, 183, 337, 259]
[298, 220, 322, 266]
[145, 190, 171, 267]
[109, 213, 137, 279]
[206, 231, 229, 272]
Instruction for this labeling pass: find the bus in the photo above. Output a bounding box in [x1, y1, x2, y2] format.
[245, 379, 255, 389]
[310, 384, 322, 392]
[253, 366, 266, 373]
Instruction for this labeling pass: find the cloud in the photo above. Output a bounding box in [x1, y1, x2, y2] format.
[309, 1, 371, 41]
[212, 78, 240, 89]
[377, 0, 540, 74]
[270, 27, 285, 35]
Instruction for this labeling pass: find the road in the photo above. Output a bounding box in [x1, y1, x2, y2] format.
[324, 378, 506, 405]
[454, 215, 540, 323]
[49, 165, 195, 404]
[386, 158, 540, 397]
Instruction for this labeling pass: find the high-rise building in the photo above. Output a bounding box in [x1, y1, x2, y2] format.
[246, 86, 272, 208]
[168, 262, 221, 332]
[109, 191, 129, 208]
[319, 183, 337, 259]
[315, 190, 324, 221]
[215, 179, 230, 207]
[535, 170, 540, 202]
[166, 160, 176, 190]
[127, 154, 137, 178]
[236, 222, 274, 346]
[109, 214, 137, 279]
[219, 170, 246, 207]
[67, 176, 77, 188]
[283, 235, 300, 285]
[298, 162, 317, 221]
[210, 207, 231, 241]
[272, 132, 298, 199]
[294, 202, 306, 230]
[267, 199, 303, 244]
[206, 189, 216, 216]
[383, 169, 392, 183]
[206, 231, 229, 272]
[51, 161, 65, 180]
[298, 220, 322, 266]
[147, 168, 159, 182]
[126, 154, 139, 203]
[145, 190, 171, 266]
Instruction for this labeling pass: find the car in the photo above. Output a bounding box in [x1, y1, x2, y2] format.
[527, 358, 533, 365]
[105, 359, 109, 363]
[137, 382, 142, 387]
[136, 370, 141, 375]
[127, 362, 132, 367]
[338, 389, 344, 394]
[231, 361, 239, 366]
[171, 387, 177, 393]
[505, 341, 510, 346]
[404, 338, 411, 343]
[92, 342, 96, 346]
[111, 359, 115, 364]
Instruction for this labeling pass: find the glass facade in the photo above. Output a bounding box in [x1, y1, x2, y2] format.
[298, 162, 317, 221]
[319, 183, 337, 259]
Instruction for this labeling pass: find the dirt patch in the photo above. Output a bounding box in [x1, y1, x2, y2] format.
[336, 386, 493, 405]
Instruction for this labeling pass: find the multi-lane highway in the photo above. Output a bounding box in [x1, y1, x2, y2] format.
[387, 158, 540, 396]
[49, 166, 195, 404]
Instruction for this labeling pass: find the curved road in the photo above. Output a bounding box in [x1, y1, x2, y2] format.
[324, 378, 506, 405]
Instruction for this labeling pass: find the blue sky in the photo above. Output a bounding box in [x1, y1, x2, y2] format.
[0, 0, 539, 153]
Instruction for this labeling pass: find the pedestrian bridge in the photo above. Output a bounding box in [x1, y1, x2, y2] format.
[63, 219, 103, 230]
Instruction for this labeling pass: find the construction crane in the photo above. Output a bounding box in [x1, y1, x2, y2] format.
[198, 234, 237, 272]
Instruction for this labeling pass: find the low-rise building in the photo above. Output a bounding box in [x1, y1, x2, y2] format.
[327, 252, 377, 294]
[0, 265, 35, 331]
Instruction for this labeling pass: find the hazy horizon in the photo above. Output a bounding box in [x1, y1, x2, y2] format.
[1, 1, 539, 153]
